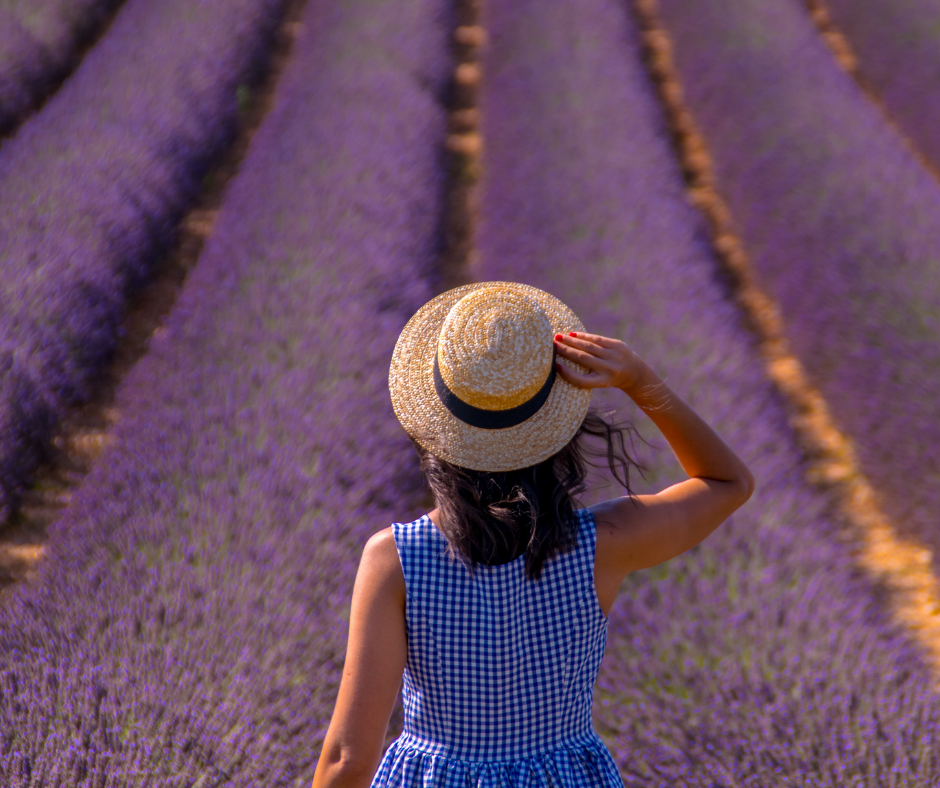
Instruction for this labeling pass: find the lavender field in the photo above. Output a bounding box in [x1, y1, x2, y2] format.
[0, 0, 121, 133]
[479, 0, 939, 782]
[824, 0, 940, 170]
[1, 0, 940, 783]
[0, 0, 452, 778]
[0, 0, 286, 519]
[655, 0, 940, 576]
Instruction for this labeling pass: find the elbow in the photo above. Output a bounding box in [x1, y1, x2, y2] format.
[314, 747, 375, 788]
[736, 466, 756, 504]
[335, 760, 373, 787]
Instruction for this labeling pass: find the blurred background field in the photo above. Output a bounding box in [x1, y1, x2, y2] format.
[1, 0, 939, 784]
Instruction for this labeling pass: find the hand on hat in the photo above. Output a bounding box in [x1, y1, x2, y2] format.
[553, 332, 656, 394]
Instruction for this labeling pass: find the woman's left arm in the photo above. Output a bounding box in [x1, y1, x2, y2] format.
[311, 528, 407, 788]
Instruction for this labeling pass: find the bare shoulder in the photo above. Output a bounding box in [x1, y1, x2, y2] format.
[363, 525, 398, 558]
[588, 494, 668, 577]
[359, 527, 405, 601]
[589, 495, 651, 538]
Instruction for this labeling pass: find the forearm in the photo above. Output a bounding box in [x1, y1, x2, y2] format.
[623, 363, 753, 489]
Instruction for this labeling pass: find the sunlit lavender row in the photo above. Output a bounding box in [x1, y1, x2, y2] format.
[0, 0, 450, 780]
[825, 0, 940, 170]
[0, 0, 286, 521]
[655, 0, 940, 575]
[478, 0, 940, 783]
[0, 0, 121, 133]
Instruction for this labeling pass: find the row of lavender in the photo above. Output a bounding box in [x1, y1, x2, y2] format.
[0, 0, 451, 781]
[823, 0, 940, 171]
[0, 0, 288, 522]
[0, 0, 122, 133]
[649, 0, 940, 577]
[478, 0, 940, 783]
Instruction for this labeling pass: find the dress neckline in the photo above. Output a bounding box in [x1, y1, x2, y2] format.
[422, 510, 592, 570]
[423, 514, 529, 569]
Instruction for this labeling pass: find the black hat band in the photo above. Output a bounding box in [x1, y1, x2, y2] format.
[432, 348, 557, 430]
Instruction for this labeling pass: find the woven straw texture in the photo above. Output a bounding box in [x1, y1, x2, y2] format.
[389, 282, 592, 471]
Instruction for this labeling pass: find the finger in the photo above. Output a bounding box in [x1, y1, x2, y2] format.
[567, 331, 621, 349]
[557, 333, 615, 358]
[555, 361, 603, 389]
[553, 340, 607, 371]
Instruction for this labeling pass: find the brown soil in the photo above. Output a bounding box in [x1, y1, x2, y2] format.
[438, 0, 486, 291]
[0, 0, 309, 598]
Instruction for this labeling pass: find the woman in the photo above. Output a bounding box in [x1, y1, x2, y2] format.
[312, 282, 754, 787]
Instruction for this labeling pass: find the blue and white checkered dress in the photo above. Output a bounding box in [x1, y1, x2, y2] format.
[370, 508, 622, 788]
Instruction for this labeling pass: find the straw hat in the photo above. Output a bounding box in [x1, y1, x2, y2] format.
[389, 282, 592, 472]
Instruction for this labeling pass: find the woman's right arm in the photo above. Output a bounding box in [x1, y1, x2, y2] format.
[553, 331, 754, 580]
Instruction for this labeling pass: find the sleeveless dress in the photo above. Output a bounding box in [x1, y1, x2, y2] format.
[371, 508, 623, 788]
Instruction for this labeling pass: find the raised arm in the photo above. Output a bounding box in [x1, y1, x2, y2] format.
[553, 332, 754, 592]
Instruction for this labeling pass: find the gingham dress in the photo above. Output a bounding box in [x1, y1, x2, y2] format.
[371, 508, 622, 788]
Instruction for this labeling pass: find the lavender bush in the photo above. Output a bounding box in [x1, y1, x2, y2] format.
[823, 0, 940, 169]
[478, 0, 940, 783]
[0, 0, 450, 781]
[654, 0, 940, 577]
[0, 0, 122, 134]
[0, 0, 287, 520]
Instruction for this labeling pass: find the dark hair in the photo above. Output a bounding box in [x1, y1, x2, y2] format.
[413, 411, 645, 581]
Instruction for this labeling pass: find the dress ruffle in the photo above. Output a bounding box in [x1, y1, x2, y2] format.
[372, 733, 622, 788]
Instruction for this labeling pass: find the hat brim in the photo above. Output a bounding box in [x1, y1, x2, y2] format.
[389, 282, 593, 472]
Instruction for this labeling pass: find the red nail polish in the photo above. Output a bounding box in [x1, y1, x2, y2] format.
[554, 334, 562, 341]
[569, 331, 577, 337]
